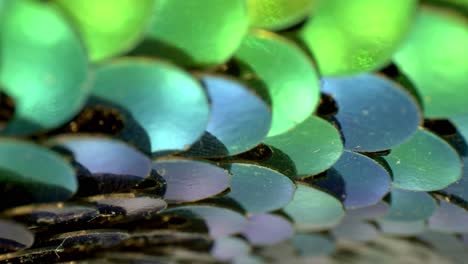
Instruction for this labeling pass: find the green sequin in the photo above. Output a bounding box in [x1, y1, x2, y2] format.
[384, 189, 437, 222]
[0, 139, 77, 203]
[235, 30, 320, 137]
[227, 163, 295, 213]
[247, 0, 318, 30]
[300, 0, 417, 76]
[147, 0, 249, 67]
[284, 183, 344, 231]
[0, 0, 88, 135]
[91, 58, 209, 153]
[54, 0, 155, 62]
[394, 7, 468, 118]
[264, 115, 343, 178]
[385, 129, 462, 191]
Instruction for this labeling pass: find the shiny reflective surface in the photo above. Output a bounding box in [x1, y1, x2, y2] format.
[48, 135, 151, 178]
[186, 74, 271, 157]
[0, 139, 77, 207]
[385, 129, 462, 191]
[394, 7, 468, 118]
[284, 183, 344, 231]
[264, 115, 343, 178]
[153, 159, 230, 203]
[47, 135, 153, 196]
[91, 59, 209, 153]
[227, 163, 295, 213]
[247, 0, 317, 30]
[0, 0, 467, 262]
[300, 0, 417, 76]
[54, 0, 155, 62]
[314, 151, 391, 209]
[147, 0, 249, 67]
[235, 30, 320, 137]
[0, 0, 88, 134]
[322, 74, 421, 152]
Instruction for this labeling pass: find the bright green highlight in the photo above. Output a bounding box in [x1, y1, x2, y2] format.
[0, 139, 77, 200]
[54, 0, 155, 62]
[247, 0, 318, 30]
[148, 0, 249, 67]
[384, 189, 437, 222]
[264, 115, 343, 178]
[0, 0, 88, 135]
[92, 58, 209, 153]
[284, 183, 344, 231]
[385, 129, 462, 191]
[235, 30, 320, 137]
[300, 0, 417, 76]
[394, 7, 468, 118]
